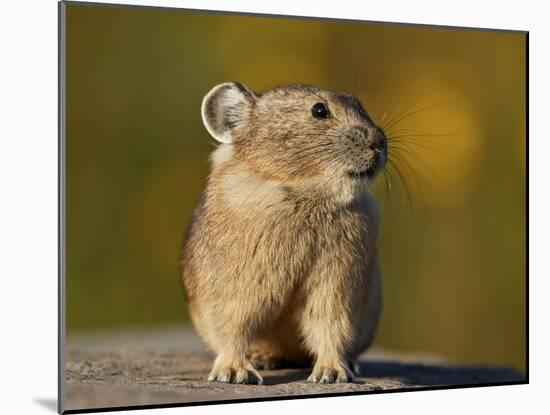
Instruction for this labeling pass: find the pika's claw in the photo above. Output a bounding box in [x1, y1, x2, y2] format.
[208, 365, 263, 385]
[320, 368, 337, 384]
[336, 369, 353, 383]
[307, 371, 320, 383]
[307, 364, 354, 384]
[208, 367, 232, 383]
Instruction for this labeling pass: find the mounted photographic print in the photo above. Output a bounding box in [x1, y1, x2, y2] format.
[59, 1, 528, 413]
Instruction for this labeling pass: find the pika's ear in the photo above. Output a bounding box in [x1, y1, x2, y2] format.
[201, 82, 257, 143]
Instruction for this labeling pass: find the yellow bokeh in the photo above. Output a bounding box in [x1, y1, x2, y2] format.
[381, 66, 483, 209]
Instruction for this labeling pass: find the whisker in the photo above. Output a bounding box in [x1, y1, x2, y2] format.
[389, 146, 436, 184]
[386, 159, 415, 212]
[381, 85, 442, 131]
[384, 100, 450, 133]
[352, 54, 357, 97]
[387, 131, 464, 140]
[380, 72, 399, 124]
[379, 167, 393, 210]
[388, 140, 445, 158]
[389, 151, 427, 209]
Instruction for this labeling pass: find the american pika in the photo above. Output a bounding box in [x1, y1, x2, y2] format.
[181, 82, 386, 385]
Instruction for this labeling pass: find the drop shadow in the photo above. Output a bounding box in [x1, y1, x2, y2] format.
[262, 369, 308, 385]
[262, 360, 524, 387]
[34, 398, 57, 412]
[357, 360, 525, 386]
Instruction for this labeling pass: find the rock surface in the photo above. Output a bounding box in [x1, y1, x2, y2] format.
[64, 326, 524, 412]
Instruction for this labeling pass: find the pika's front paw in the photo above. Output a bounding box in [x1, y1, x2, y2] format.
[307, 363, 354, 384]
[208, 364, 263, 385]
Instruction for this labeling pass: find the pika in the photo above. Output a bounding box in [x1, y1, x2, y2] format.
[181, 82, 386, 385]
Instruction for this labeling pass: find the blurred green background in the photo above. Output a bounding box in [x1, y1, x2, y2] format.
[65, 4, 526, 372]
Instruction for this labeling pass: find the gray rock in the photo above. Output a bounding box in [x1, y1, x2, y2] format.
[64, 326, 525, 411]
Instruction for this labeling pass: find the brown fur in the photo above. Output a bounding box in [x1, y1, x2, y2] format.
[181, 83, 386, 384]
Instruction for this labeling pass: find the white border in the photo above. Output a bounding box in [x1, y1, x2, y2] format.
[1, 0, 544, 414]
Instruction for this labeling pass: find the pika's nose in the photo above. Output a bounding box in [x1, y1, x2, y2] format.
[368, 128, 386, 151]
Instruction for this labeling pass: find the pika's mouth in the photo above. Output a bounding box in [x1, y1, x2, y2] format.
[348, 165, 376, 180]
[348, 150, 386, 180]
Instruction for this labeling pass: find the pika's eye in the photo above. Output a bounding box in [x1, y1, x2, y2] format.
[311, 102, 330, 119]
